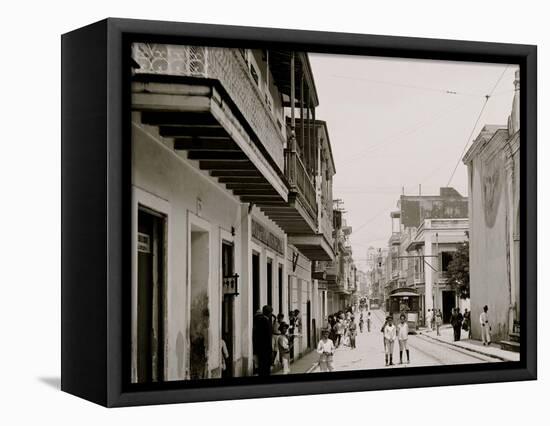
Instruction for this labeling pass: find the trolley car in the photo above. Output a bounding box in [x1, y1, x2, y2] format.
[387, 288, 421, 333]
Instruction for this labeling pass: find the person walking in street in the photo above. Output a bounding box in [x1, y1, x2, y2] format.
[349, 316, 357, 349]
[450, 308, 463, 342]
[366, 311, 371, 332]
[435, 309, 443, 336]
[480, 305, 491, 345]
[426, 309, 433, 331]
[253, 305, 273, 376]
[317, 328, 335, 372]
[359, 314, 364, 333]
[397, 313, 410, 364]
[334, 316, 345, 348]
[328, 314, 337, 343]
[277, 322, 291, 374]
[463, 308, 472, 339]
[382, 316, 396, 366]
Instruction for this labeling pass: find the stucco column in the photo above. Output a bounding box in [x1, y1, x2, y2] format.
[424, 232, 434, 315]
[239, 206, 253, 376]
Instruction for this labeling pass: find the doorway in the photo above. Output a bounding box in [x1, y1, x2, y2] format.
[442, 291, 456, 323]
[221, 241, 234, 378]
[306, 300, 312, 349]
[189, 226, 210, 380]
[136, 207, 166, 383]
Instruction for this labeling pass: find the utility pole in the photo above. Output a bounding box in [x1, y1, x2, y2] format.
[435, 232, 439, 312]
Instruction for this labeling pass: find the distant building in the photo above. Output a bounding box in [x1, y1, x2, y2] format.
[384, 188, 469, 322]
[405, 218, 469, 323]
[315, 208, 357, 315]
[368, 247, 388, 309]
[462, 70, 520, 347]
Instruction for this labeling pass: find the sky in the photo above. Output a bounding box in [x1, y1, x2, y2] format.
[308, 53, 518, 270]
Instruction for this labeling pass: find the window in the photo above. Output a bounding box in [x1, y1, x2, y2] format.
[441, 251, 453, 272]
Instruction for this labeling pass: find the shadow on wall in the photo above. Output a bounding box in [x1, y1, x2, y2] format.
[190, 290, 209, 380]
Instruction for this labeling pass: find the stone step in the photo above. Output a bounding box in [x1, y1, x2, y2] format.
[509, 332, 520, 343]
[499, 340, 520, 353]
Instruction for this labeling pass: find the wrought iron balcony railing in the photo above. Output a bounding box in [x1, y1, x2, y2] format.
[284, 148, 318, 223]
[132, 43, 286, 171]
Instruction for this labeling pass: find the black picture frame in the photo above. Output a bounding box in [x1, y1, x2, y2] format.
[61, 17, 537, 407]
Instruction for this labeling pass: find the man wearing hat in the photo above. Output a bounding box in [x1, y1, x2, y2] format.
[480, 305, 491, 346]
[253, 305, 274, 376]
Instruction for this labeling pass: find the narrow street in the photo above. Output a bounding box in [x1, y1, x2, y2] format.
[308, 310, 498, 373]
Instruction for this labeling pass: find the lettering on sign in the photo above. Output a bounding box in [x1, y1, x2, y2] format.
[251, 219, 284, 255]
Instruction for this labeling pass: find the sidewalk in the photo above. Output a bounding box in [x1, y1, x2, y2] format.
[273, 349, 319, 375]
[418, 324, 520, 362]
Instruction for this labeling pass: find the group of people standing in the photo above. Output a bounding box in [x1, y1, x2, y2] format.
[380, 314, 410, 366]
[425, 305, 493, 345]
[425, 308, 443, 335]
[252, 305, 302, 376]
[327, 309, 371, 350]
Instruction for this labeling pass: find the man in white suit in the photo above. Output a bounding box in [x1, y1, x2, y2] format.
[480, 305, 491, 345]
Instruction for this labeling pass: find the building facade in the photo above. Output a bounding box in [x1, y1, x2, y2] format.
[315, 208, 357, 316]
[405, 218, 470, 323]
[130, 43, 336, 382]
[383, 188, 469, 323]
[462, 70, 520, 345]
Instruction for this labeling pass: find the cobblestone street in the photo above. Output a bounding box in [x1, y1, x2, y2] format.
[303, 310, 500, 374]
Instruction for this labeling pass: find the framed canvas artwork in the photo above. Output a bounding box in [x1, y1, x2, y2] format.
[61, 18, 536, 407]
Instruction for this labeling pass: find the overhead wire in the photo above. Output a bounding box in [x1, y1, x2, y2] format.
[338, 97, 476, 166]
[446, 65, 509, 186]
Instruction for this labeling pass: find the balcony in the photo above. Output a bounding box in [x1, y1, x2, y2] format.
[132, 43, 325, 239]
[132, 43, 285, 169]
[389, 232, 401, 246]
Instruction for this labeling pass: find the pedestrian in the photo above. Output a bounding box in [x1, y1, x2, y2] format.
[252, 305, 273, 376]
[317, 328, 335, 372]
[435, 309, 443, 336]
[359, 314, 364, 333]
[334, 316, 345, 347]
[293, 309, 302, 333]
[397, 313, 410, 364]
[426, 309, 433, 331]
[277, 322, 291, 374]
[343, 314, 351, 347]
[328, 314, 337, 343]
[366, 311, 371, 332]
[463, 308, 471, 339]
[382, 315, 396, 366]
[271, 313, 284, 366]
[451, 308, 463, 342]
[349, 316, 357, 349]
[480, 305, 491, 345]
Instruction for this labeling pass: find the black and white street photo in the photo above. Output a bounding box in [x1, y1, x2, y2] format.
[130, 43, 520, 383]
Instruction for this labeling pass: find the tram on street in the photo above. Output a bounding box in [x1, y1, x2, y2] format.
[387, 288, 421, 333]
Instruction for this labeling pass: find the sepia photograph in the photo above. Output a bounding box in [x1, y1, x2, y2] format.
[129, 42, 520, 384]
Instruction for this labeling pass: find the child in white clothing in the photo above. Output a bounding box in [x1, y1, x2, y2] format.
[317, 328, 335, 372]
[382, 316, 396, 366]
[397, 313, 410, 364]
